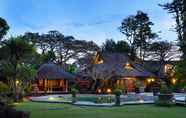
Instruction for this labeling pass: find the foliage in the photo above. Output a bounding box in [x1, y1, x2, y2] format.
[160, 0, 186, 82]
[102, 39, 130, 53]
[159, 0, 184, 53]
[156, 82, 174, 106]
[67, 65, 77, 73]
[17, 64, 37, 96]
[0, 82, 9, 94]
[0, 37, 36, 101]
[113, 89, 122, 106]
[113, 89, 122, 96]
[23, 31, 99, 67]
[40, 50, 56, 63]
[0, 17, 9, 40]
[119, 11, 157, 60]
[71, 88, 78, 98]
[0, 82, 13, 105]
[149, 41, 173, 61]
[175, 59, 186, 82]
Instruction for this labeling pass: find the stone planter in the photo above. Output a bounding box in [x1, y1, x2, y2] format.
[156, 94, 174, 106]
[72, 95, 77, 103]
[115, 95, 120, 106]
[152, 87, 159, 96]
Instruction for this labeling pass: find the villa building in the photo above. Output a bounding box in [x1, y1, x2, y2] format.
[34, 52, 176, 94]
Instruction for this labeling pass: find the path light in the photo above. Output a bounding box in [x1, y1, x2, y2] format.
[107, 88, 112, 94]
[16, 80, 19, 85]
[49, 96, 55, 100]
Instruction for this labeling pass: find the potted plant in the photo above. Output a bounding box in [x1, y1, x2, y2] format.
[156, 83, 174, 106]
[113, 89, 122, 106]
[71, 88, 78, 103]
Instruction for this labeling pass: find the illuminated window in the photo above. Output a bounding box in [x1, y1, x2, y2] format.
[164, 64, 173, 73]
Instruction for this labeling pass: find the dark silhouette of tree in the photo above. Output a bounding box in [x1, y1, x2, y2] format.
[23, 31, 100, 67]
[160, 0, 186, 81]
[102, 39, 130, 53]
[0, 17, 9, 40]
[115, 40, 130, 53]
[102, 39, 117, 52]
[119, 11, 157, 61]
[160, 0, 184, 55]
[149, 41, 173, 62]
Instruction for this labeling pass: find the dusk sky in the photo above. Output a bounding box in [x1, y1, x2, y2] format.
[0, 0, 176, 45]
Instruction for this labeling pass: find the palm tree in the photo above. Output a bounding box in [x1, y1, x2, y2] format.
[0, 36, 35, 101]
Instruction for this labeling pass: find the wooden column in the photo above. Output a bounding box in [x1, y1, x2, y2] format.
[65, 80, 68, 92]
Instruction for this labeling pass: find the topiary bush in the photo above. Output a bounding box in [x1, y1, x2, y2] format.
[71, 88, 78, 103]
[156, 83, 174, 106]
[113, 89, 122, 106]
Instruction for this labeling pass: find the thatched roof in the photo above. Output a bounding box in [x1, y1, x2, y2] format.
[36, 63, 75, 80]
[99, 52, 131, 64]
[77, 52, 156, 79]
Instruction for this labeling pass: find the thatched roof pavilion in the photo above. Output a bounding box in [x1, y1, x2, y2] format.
[36, 63, 75, 80]
[35, 63, 75, 93]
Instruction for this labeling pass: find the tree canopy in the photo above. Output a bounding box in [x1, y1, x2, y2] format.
[119, 11, 157, 61]
[0, 17, 9, 40]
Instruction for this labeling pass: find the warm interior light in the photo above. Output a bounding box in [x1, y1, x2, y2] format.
[164, 64, 173, 73]
[147, 79, 151, 83]
[98, 89, 102, 93]
[147, 78, 155, 83]
[124, 62, 133, 70]
[97, 59, 103, 64]
[172, 78, 177, 85]
[107, 88, 112, 93]
[151, 78, 155, 82]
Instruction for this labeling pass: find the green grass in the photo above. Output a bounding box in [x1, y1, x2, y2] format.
[15, 102, 186, 118]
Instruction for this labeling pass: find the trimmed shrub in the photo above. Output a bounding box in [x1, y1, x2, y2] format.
[113, 89, 122, 106]
[156, 83, 174, 106]
[71, 88, 78, 103]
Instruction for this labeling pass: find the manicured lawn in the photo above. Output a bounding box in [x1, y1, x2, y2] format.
[15, 102, 186, 118]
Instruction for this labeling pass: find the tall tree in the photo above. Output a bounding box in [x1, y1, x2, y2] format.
[102, 39, 130, 53]
[119, 11, 157, 61]
[160, 0, 186, 81]
[149, 41, 174, 62]
[102, 39, 117, 52]
[159, 0, 185, 57]
[0, 17, 9, 40]
[23, 31, 99, 67]
[119, 15, 138, 59]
